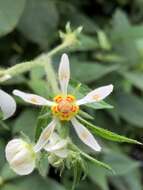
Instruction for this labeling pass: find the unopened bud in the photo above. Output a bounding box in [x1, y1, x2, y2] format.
[5, 139, 36, 175]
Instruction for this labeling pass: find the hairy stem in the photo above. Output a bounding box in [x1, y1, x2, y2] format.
[44, 59, 60, 95]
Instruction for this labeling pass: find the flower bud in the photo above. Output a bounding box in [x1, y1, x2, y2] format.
[59, 23, 82, 47]
[5, 139, 36, 175]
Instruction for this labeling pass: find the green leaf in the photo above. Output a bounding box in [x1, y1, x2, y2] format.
[88, 162, 109, 190]
[13, 109, 38, 140]
[116, 92, 143, 127]
[111, 9, 130, 41]
[77, 116, 141, 144]
[3, 174, 65, 190]
[0, 139, 6, 170]
[110, 169, 142, 190]
[1, 164, 17, 181]
[103, 150, 140, 176]
[18, 0, 58, 47]
[28, 79, 50, 97]
[112, 9, 143, 41]
[121, 71, 143, 91]
[2, 184, 20, 190]
[0, 0, 25, 37]
[71, 60, 118, 83]
[80, 151, 113, 172]
[37, 152, 49, 178]
[35, 107, 51, 141]
[111, 9, 139, 65]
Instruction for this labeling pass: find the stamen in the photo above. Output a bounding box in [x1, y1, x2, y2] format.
[51, 94, 79, 121]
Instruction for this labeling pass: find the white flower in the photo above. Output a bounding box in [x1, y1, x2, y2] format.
[13, 54, 113, 152]
[0, 89, 16, 120]
[44, 132, 69, 158]
[5, 139, 36, 175]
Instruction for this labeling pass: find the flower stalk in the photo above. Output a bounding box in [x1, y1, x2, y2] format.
[44, 59, 60, 95]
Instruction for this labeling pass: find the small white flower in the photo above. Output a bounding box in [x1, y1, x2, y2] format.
[0, 89, 16, 120]
[44, 132, 69, 158]
[13, 54, 113, 152]
[5, 139, 36, 175]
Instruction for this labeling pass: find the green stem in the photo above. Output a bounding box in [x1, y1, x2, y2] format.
[44, 42, 68, 58]
[71, 167, 78, 190]
[44, 59, 60, 95]
[1, 42, 69, 80]
[3, 60, 40, 77]
[1, 42, 70, 96]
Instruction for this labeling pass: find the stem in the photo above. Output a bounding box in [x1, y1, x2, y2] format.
[44, 42, 68, 58]
[72, 167, 78, 190]
[3, 60, 40, 77]
[2, 42, 69, 80]
[44, 59, 60, 95]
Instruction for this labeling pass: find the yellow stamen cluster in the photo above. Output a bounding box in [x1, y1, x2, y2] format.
[51, 95, 79, 121]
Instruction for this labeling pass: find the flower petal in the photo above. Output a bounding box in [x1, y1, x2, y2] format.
[5, 138, 35, 175]
[0, 89, 16, 120]
[77, 84, 113, 106]
[5, 139, 24, 162]
[10, 149, 35, 175]
[34, 119, 57, 152]
[71, 117, 101, 152]
[54, 149, 69, 158]
[11, 158, 35, 175]
[58, 53, 70, 94]
[13, 90, 54, 106]
[44, 139, 68, 152]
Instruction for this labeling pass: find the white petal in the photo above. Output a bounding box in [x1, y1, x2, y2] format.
[46, 132, 60, 145]
[5, 139, 36, 175]
[13, 90, 54, 106]
[34, 119, 57, 152]
[71, 117, 101, 152]
[44, 139, 67, 152]
[58, 53, 70, 94]
[77, 84, 113, 105]
[0, 89, 16, 120]
[54, 149, 69, 158]
[5, 139, 24, 162]
[11, 159, 35, 175]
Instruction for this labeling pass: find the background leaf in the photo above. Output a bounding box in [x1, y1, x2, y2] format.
[0, 0, 25, 37]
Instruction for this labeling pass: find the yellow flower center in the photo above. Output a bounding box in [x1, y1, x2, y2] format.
[51, 95, 79, 121]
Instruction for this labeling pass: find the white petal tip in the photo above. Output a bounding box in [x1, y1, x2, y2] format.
[95, 145, 102, 152]
[108, 84, 114, 91]
[62, 53, 68, 59]
[61, 54, 69, 66]
[13, 90, 19, 96]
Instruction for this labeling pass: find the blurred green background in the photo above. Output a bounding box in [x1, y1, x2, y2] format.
[0, 0, 143, 189]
